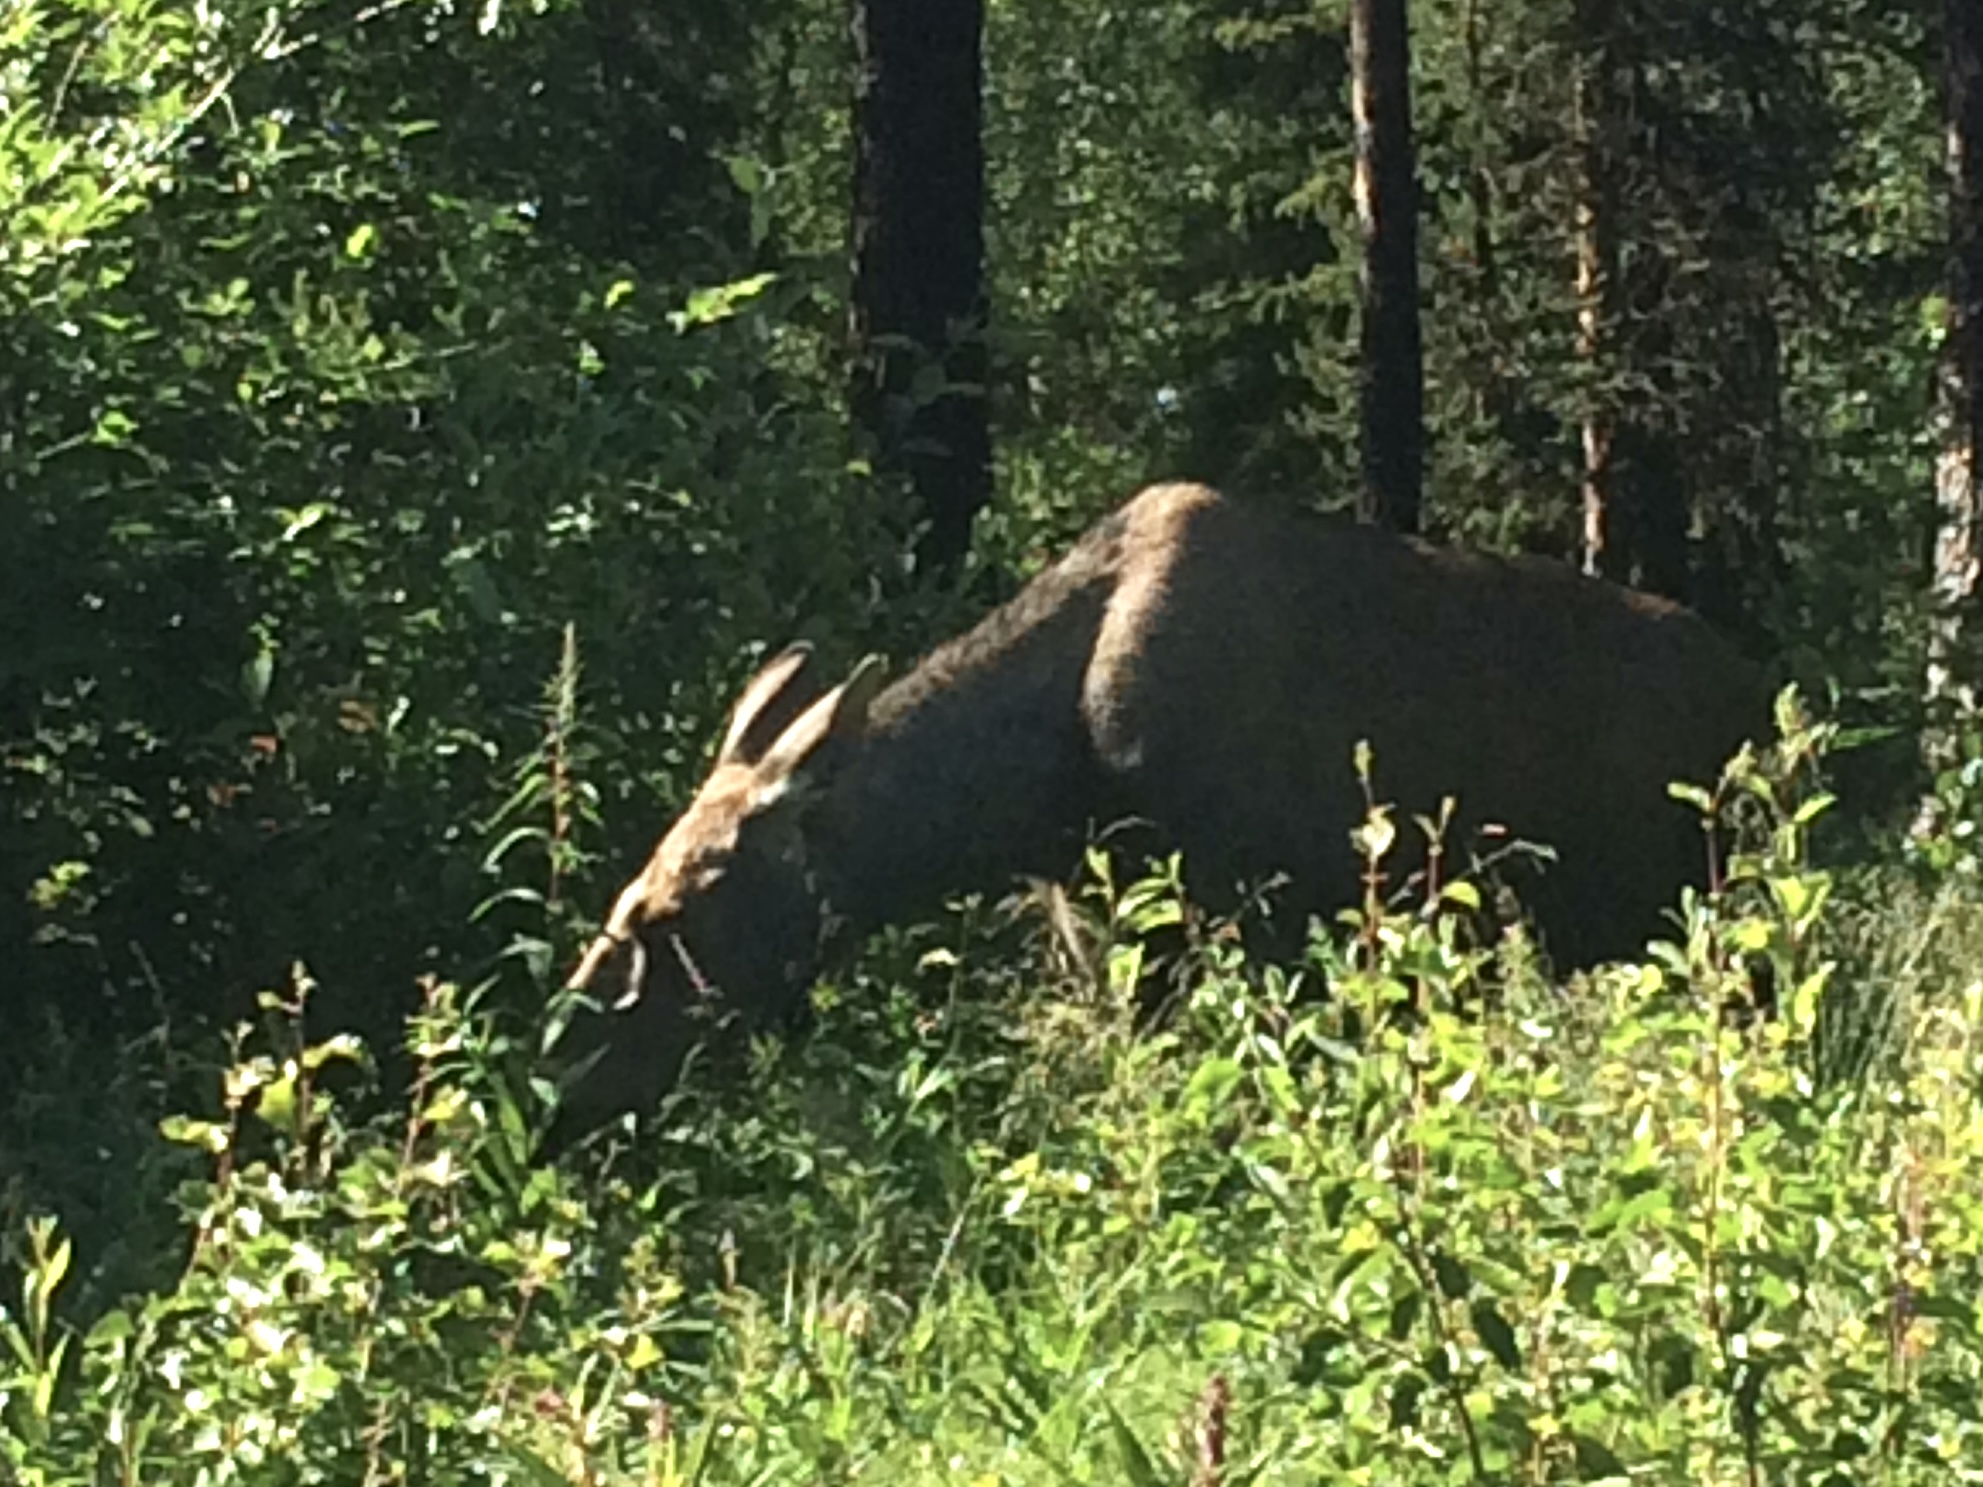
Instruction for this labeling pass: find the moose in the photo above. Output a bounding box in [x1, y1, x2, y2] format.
[548, 482, 1765, 1141]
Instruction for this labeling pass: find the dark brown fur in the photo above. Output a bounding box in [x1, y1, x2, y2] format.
[549, 483, 1765, 1140]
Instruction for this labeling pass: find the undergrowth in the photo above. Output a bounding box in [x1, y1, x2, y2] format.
[7, 694, 1983, 1484]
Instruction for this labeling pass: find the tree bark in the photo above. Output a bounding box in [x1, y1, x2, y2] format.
[1350, 0, 1424, 534]
[1926, 0, 1983, 762]
[1574, 0, 1620, 578]
[849, 0, 992, 580]
[1573, 0, 1689, 599]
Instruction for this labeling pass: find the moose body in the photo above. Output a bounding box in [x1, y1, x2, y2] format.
[552, 482, 1764, 1137]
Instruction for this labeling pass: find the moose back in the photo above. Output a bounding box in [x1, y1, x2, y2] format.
[550, 482, 1765, 1137]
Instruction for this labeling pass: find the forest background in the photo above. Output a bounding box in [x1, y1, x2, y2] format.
[6, 0, 1983, 1481]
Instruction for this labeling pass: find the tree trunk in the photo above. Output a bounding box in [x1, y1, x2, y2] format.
[1926, 0, 1983, 764]
[1573, 0, 1689, 599]
[849, 0, 992, 580]
[1574, 0, 1620, 578]
[1350, 0, 1424, 534]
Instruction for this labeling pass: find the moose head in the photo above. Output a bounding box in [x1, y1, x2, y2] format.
[546, 643, 885, 1142]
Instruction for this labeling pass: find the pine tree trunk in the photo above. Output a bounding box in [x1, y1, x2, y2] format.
[1350, 0, 1424, 534]
[1573, 0, 1688, 599]
[849, 0, 991, 580]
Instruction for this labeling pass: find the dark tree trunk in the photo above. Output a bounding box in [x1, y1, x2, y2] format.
[849, 0, 991, 580]
[1925, 0, 1983, 766]
[1350, 0, 1424, 534]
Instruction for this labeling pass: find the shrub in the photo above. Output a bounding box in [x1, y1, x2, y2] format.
[8, 695, 1983, 1484]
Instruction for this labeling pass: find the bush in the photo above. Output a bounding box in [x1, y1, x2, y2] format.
[8, 697, 1983, 1484]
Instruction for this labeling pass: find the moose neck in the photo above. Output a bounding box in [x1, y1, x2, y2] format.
[804, 540, 1123, 940]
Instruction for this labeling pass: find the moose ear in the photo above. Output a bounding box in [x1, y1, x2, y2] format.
[717, 642, 822, 767]
[751, 654, 886, 808]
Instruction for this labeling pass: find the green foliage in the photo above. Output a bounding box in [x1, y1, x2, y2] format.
[0, 0, 896, 1067]
[0, 0, 1958, 1092]
[8, 701, 1983, 1483]
[1, 0, 1979, 1476]
[0, 0, 261, 293]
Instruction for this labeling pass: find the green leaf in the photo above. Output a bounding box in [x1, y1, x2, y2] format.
[1666, 782, 1712, 812]
[92, 408, 138, 445]
[1440, 879, 1482, 911]
[1431, 1251, 1471, 1299]
[241, 642, 276, 705]
[1198, 1317, 1244, 1353]
[85, 1309, 133, 1348]
[1470, 1300, 1521, 1369]
[37, 1237, 71, 1302]
[1388, 1288, 1422, 1340]
[1387, 1371, 1425, 1429]
[1353, 805, 1396, 861]
[726, 154, 765, 196]
[301, 1033, 366, 1071]
[1182, 1057, 1243, 1124]
[256, 1070, 299, 1126]
[673, 272, 776, 330]
[1106, 1402, 1164, 1487]
[33, 1344, 62, 1417]
[1562, 1263, 1605, 1312]
[158, 1116, 229, 1153]
[1571, 1431, 1628, 1481]
[1730, 918, 1774, 953]
[1292, 1327, 1344, 1386]
[279, 503, 333, 541]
